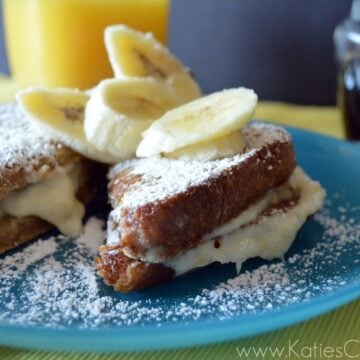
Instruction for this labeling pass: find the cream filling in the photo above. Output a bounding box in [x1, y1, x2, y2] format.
[204, 180, 295, 241]
[165, 167, 325, 276]
[0, 167, 85, 237]
[115, 166, 303, 263]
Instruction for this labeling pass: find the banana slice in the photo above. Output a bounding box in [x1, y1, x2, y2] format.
[165, 131, 246, 161]
[16, 87, 118, 164]
[104, 24, 201, 103]
[84, 77, 181, 160]
[136, 87, 257, 157]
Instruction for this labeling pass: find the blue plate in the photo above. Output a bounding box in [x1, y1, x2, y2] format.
[0, 126, 359, 352]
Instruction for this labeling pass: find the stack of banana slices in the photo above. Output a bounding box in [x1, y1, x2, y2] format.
[17, 25, 258, 164]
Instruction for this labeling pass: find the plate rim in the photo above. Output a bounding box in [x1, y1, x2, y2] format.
[0, 277, 359, 352]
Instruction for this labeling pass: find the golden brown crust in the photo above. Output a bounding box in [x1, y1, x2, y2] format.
[109, 140, 296, 261]
[97, 245, 175, 292]
[0, 144, 80, 201]
[0, 216, 53, 254]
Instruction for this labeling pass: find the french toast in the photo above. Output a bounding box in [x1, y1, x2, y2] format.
[97, 124, 326, 292]
[0, 24, 325, 293]
[0, 102, 97, 254]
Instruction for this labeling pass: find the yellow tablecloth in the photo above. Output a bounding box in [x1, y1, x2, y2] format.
[0, 75, 18, 103]
[256, 101, 345, 139]
[0, 77, 358, 359]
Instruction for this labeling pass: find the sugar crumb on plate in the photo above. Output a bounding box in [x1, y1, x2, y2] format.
[0, 194, 359, 328]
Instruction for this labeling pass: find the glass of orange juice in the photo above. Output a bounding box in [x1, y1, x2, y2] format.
[3, 0, 169, 89]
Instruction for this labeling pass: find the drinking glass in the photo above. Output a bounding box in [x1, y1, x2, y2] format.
[3, 0, 169, 89]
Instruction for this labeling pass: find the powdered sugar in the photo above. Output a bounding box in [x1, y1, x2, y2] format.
[0, 191, 358, 329]
[242, 123, 291, 148]
[113, 153, 255, 210]
[109, 123, 290, 210]
[0, 103, 58, 173]
[0, 217, 107, 328]
[75, 217, 106, 254]
[0, 237, 58, 282]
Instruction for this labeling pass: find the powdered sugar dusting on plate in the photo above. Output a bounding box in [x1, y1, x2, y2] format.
[0, 191, 358, 329]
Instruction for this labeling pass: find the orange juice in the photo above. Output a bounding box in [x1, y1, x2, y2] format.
[3, 0, 169, 89]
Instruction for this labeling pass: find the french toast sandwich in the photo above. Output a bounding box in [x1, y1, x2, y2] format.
[0, 102, 97, 254]
[97, 124, 325, 292]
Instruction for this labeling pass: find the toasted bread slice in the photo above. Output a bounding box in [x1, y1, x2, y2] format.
[0, 216, 53, 254]
[97, 249, 175, 293]
[107, 124, 296, 262]
[0, 103, 81, 201]
[0, 103, 99, 254]
[98, 167, 326, 292]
